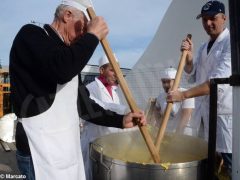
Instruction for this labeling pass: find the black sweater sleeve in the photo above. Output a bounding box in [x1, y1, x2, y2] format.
[77, 81, 124, 129]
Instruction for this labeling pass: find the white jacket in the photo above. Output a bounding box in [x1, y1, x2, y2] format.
[81, 77, 128, 180]
[186, 28, 232, 153]
[83, 77, 128, 136]
[87, 78, 126, 115]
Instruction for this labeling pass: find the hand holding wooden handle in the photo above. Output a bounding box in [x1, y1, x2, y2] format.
[155, 34, 192, 154]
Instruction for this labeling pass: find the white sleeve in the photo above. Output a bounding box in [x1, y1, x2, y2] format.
[155, 96, 161, 109]
[89, 95, 127, 115]
[182, 97, 195, 109]
[155, 93, 165, 109]
[179, 88, 195, 109]
[103, 103, 128, 115]
[184, 44, 205, 84]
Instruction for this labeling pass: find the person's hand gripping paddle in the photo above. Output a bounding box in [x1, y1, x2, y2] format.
[155, 34, 192, 159]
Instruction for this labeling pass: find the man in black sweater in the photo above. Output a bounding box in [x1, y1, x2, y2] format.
[10, 2, 146, 180]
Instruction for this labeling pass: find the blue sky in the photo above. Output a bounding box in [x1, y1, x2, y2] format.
[0, 0, 171, 68]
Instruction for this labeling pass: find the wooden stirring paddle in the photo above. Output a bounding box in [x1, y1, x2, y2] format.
[87, 7, 160, 163]
[155, 34, 192, 155]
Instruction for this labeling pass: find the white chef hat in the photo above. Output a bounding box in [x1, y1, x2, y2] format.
[99, 54, 118, 67]
[161, 67, 177, 79]
[61, 0, 91, 12]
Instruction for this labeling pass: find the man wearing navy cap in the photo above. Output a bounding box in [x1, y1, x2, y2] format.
[196, 0, 225, 19]
[167, 1, 232, 177]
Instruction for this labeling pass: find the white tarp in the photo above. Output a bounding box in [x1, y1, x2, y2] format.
[0, 113, 17, 143]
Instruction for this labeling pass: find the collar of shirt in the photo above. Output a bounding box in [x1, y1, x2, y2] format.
[43, 24, 65, 45]
[98, 75, 115, 98]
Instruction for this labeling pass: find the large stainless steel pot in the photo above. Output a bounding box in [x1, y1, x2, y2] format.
[90, 130, 207, 180]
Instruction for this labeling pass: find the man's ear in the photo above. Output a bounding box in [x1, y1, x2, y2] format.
[99, 67, 104, 75]
[222, 14, 227, 21]
[63, 10, 72, 23]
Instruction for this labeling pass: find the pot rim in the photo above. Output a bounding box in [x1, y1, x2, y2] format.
[91, 147, 208, 169]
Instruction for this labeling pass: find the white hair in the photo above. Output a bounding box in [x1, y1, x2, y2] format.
[54, 4, 82, 21]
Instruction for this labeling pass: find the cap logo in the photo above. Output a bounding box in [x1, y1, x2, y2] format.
[203, 3, 211, 11]
[196, 1, 225, 19]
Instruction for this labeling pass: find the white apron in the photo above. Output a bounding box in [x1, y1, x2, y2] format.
[21, 76, 85, 180]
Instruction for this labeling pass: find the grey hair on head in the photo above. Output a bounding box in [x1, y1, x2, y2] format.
[54, 4, 83, 21]
[54, 4, 68, 20]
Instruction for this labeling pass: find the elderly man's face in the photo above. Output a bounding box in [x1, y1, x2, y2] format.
[66, 10, 88, 44]
[201, 13, 226, 39]
[161, 79, 174, 93]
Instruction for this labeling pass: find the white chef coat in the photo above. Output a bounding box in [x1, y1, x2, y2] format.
[186, 28, 232, 153]
[80, 77, 128, 180]
[84, 78, 127, 134]
[155, 88, 195, 135]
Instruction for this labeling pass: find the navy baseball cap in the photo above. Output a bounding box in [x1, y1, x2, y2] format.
[196, 1, 225, 19]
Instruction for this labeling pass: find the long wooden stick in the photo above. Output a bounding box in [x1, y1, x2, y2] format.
[87, 7, 160, 163]
[155, 34, 192, 153]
